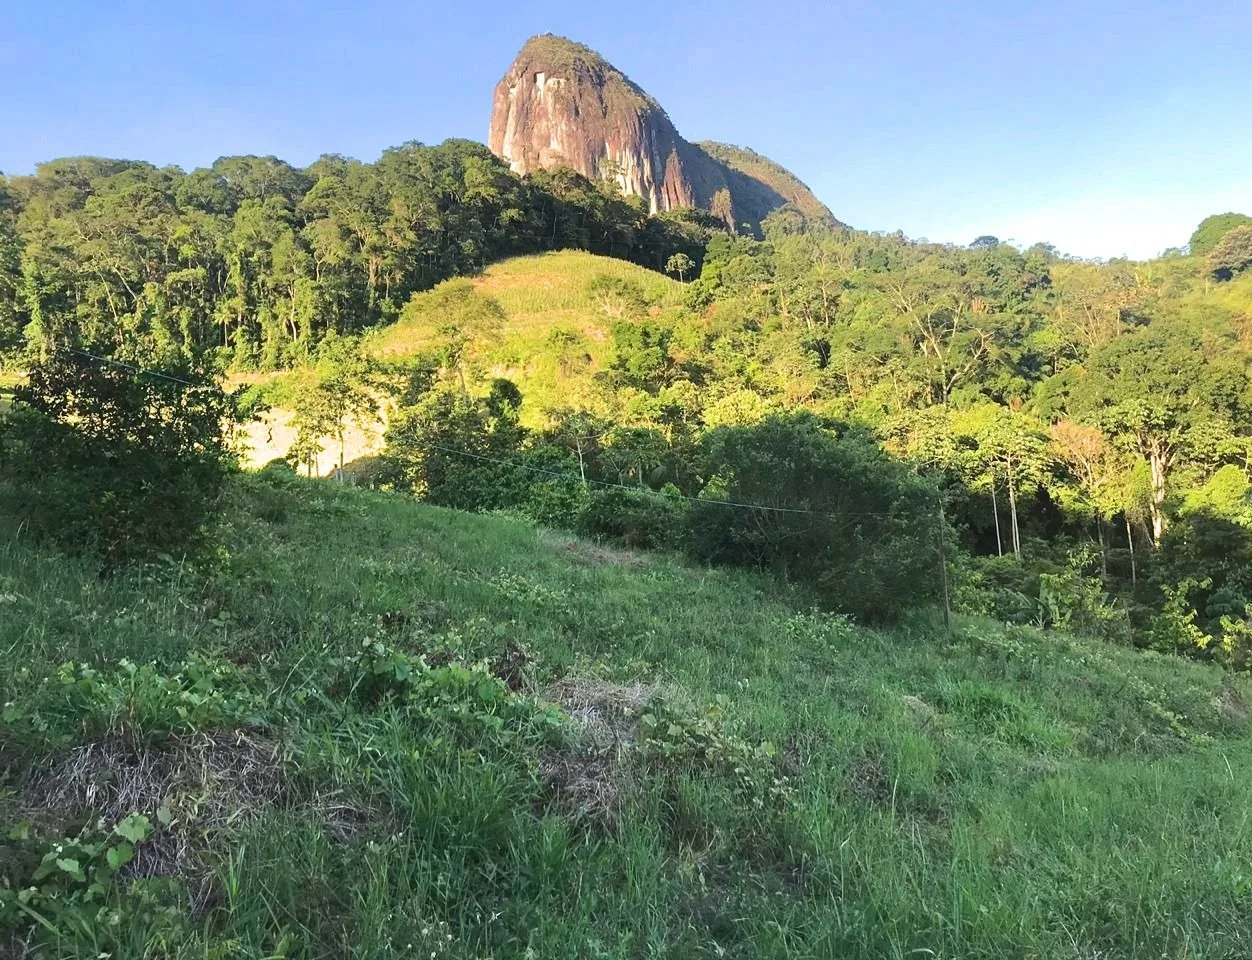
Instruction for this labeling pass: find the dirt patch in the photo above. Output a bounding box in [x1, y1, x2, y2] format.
[539, 678, 660, 828]
[1217, 684, 1250, 724]
[901, 694, 937, 723]
[491, 641, 534, 692]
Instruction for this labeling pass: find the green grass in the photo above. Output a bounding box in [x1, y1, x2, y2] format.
[3, 473, 1251, 958]
[0, 369, 22, 414]
[367, 251, 684, 420]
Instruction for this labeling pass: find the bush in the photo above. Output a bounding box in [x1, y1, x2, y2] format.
[952, 553, 1040, 624]
[688, 414, 939, 621]
[577, 486, 686, 550]
[0, 353, 233, 564]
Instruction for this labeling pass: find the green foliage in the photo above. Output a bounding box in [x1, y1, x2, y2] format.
[3, 144, 707, 368]
[577, 486, 685, 549]
[287, 332, 378, 475]
[1154, 510, 1252, 667]
[1, 474, 1251, 957]
[638, 695, 791, 809]
[1190, 212, 1252, 255]
[689, 414, 939, 620]
[1206, 224, 1252, 281]
[0, 813, 155, 935]
[1037, 565, 1130, 641]
[382, 385, 528, 509]
[4, 654, 268, 749]
[0, 353, 233, 564]
[664, 252, 694, 281]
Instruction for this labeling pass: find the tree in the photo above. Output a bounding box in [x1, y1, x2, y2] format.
[1049, 420, 1124, 572]
[951, 404, 1052, 558]
[882, 264, 998, 406]
[1048, 262, 1141, 358]
[1206, 225, 1252, 282]
[546, 408, 608, 486]
[665, 252, 694, 282]
[1065, 319, 1250, 543]
[289, 333, 378, 476]
[970, 235, 1001, 249]
[1190, 212, 1252, 256]
[0, 352, 234, 564]
[689, 413, 939, 621]
[0, 176, 23, 354]
[382, 385, 527, 510]
[399, 280, 505, 399]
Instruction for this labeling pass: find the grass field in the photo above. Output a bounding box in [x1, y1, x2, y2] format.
[2, 471, 1251, 958]
[368, 251, 685, 420]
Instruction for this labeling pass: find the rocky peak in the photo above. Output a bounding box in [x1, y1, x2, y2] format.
[488, 35, 840, 232]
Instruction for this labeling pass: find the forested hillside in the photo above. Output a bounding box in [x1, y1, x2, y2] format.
[344, 212, 1252, 665]
[0, 144, 714, 368]
[4, 137, 1252, 665]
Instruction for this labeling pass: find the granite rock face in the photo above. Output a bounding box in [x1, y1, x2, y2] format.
[488, 35, 840, 232]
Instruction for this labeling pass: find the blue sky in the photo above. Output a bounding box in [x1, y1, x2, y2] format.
[3, 0, 1250, 259]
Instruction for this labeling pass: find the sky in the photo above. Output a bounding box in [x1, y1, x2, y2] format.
[3, 0, 1251, 260]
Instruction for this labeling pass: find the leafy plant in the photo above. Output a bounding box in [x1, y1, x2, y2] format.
[0, 352, 234, 565]
[1, 813, 153, 931]
[638, 696, 791, 809]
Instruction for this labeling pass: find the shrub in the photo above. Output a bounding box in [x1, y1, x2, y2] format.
[688, 414, 939, 621]
[0, 353, 233, 564]
[577, 486, 686, 550]
[952, 553, 1039, 624]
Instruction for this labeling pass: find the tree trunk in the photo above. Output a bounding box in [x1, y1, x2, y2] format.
[1096, 520, 1107, 578]
[1125, 514, 1137, 586]
[1148, 448, 1168, 544]
[1007, 465, 1021, 558]
[991, 482, 1003, 557]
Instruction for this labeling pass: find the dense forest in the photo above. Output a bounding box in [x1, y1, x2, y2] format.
[0, 142, 715, 367]
[4, 143, 1252, 666]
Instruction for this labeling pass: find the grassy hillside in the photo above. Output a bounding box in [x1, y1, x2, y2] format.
[3, 472, 1251, 958]
[0, 370, 21, 414]
[370, 250, 684, 419]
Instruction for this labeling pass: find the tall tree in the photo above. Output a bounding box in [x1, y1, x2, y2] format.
[1064, 318, 1250, 543]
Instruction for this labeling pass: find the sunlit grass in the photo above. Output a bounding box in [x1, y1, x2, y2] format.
[3, 475, 1250, 958]
[365, 251, 684, 421]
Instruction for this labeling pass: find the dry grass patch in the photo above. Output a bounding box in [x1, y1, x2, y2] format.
[540, 678, 661, 828]
[18, 729, 365, 902]
[537, 529, 650, 568]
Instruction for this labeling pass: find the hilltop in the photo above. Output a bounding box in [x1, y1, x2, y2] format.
[489, 35, 841, 233]
[2, 471, 1250, 957]
[237, 251, 679, 469]
[372, 250, 683, 413]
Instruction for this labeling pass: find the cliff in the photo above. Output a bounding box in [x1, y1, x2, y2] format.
[488, 35, 841, 233]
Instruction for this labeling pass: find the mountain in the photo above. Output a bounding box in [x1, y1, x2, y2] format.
[488, 35, 841, 233]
